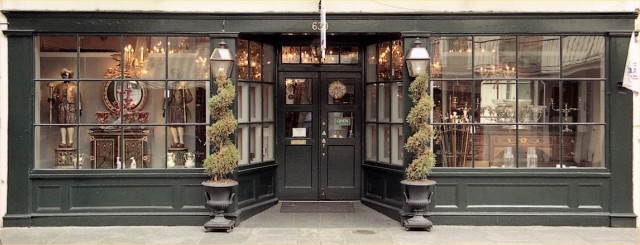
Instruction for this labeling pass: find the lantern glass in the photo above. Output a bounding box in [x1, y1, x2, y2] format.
[209, 41, 234, 78]
[406, 38, 430, 77]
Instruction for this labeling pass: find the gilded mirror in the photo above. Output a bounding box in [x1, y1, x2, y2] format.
[102, 80, 147, 113]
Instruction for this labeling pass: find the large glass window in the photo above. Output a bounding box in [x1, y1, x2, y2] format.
[35, 35, 211, 169]
[236, 39, 275, 165]
[365, 40, 404, 165]
[431, 35, 605, 168]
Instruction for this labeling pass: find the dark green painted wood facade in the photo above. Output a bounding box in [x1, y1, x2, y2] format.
[2, 11, 637, 227]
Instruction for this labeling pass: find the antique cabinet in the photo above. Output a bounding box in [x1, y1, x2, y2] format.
[89, 128, 150, 169]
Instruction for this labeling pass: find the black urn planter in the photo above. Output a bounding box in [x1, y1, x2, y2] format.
[202, 180, 238, 232]
[401, 179, 436, 231]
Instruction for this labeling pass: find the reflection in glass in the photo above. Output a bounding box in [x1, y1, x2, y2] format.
[236, 39, 249, 80]
[378, 84, 390, 122]
[474, 36, 516, 79]
[434, 124, 474, 167]
[285, 78, 312, 104]
[262, 84, 274, 121]
[324, 47, 340, 64]
[518, 36, 560, 78]
[562, 36, 604, 78]
[250, 124, 263, 163]
[301, 46, 320, 64]
[430, 36, 472, 79]
[237, 82, 249, 123]
[238, 125, 249, 165]
[391, 40, 404, 80]
[570, 125, 604, 168]
[391, 125, 403, 165]
[433, 81, 474, 124]
[285, 112, 312, 138]
[366, 44, 377, 83]
[168, 37, 210, 80]
[391, 82, 403, 123]
[366, 84, 377, 122]
[262, 124, 275, 161]
[250, 42, 262, 81]
[377, 42, 391, 80]
[282, 46, 300, 64]
[378, 124, 390, 163]
[365, 124, 377, 161]
[38, 35, 77, 79]
[515, 125, 561, 168]
[263, 44, 274, 82]
[328, 112, 354, 139]
[250, 84, 262, 122]
[340, 46, 359, 64]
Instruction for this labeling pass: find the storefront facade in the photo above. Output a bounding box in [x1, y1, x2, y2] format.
[1, 7, 638, 227]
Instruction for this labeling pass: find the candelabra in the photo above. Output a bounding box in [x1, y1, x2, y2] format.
[550, 97, 582, 132]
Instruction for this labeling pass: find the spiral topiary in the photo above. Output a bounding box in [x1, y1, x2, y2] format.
[404, 71, 436, 181]
[204, 75, 239, 182]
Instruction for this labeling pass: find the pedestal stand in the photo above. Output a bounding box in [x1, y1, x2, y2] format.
[168, 147, 187, 168]
[54, 147, 78, 169]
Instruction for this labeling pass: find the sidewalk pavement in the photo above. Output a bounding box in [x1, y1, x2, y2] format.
[1, 202, 638, 244]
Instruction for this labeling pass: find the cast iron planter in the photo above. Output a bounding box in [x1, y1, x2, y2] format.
[202, 180, 238, 232]
[401, 179, 436, 231]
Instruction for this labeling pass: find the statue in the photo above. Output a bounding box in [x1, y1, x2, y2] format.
[49, 68, 81, 148]
[164, 80, 193, 148]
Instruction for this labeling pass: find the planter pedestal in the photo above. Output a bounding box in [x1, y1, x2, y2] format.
[202, 180, 238, 232]
[401, 180, 436, 231]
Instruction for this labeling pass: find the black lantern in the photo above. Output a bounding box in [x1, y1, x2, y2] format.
[209, 40, 234, 78]
[405, 38, 430, 77]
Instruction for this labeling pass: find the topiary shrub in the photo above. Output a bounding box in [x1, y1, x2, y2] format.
[203, 75, 239, 182]
[404, 71, 436, 181]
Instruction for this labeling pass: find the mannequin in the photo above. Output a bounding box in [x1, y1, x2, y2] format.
[164, 81, 193, 148]
[51, 68, 81, 148]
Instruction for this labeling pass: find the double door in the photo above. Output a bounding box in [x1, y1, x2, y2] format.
[277, 72, 361, 200]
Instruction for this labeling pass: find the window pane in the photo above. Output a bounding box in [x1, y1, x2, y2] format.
[435, 124, 473, 167]
[550, 81, 582, 127]
[86, 126, 157, 169]
[324, 47, 339, 64]
[574, 81, 604, 123]
[250, 84, 262, 122]
[263, 44, 274, 82]
[301, 46, 320, 64]
[262, 124, 275, 161]
[431, 36, 472, 79]
[474, 36, 516, 79]
[377, 42, 391, 80]
[282, 46, 300, 64]
[238, 125, 250, 165]
[38, 35, 77, 79]
[366, 84, 377, 122]
[474, 125, 518, 168]
[236, 39, 249, 80]
[378, 83, 390, 122]
[168, 37, 210, 80]
[285, 112, 312, 138]
[77, 35, 123, 79]
[391, 125, 403, 165]
[249, 42, 262, 81]
[516, 125, 563, 168]
[435, 81, 474, 123]
[249, 124, 263, 163]
[340, 46, 359, 64]
[518, 36, 560, 78]
[122, 36, 166, 80]
[237, 82, 249, 123]
[391, 40, 404, 80]
[391, 82, 404, 123]
[262, 84, 274, 121]
[328, 79, 354, 105]
[569, 125, 604, 168]
[328, 112, 354, 139]
[285, 78, 312, 105]
[166, 81, 195, 126]
[378, 124, 390, 163]
[35, 126, 76, 169]
[366, 44, 377, 83]
[365, 124, 377, 161]
[562, 36, 604, 78]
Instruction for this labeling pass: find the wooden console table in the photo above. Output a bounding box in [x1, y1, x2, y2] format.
[88, 128, 150, 169]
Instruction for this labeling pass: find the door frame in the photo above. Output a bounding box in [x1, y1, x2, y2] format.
[276, 70, 363, 200]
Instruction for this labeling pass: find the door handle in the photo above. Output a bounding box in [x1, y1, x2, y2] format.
[321, 138, 326, 151]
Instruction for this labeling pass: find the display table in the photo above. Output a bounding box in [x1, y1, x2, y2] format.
[88, 128, 150, 169]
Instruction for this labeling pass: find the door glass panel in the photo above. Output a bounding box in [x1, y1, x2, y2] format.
[285, 78, 312, 104]
[285, 111, 312, 138]
[328, 112, 354, 139]
[328, 79, 354, 105]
